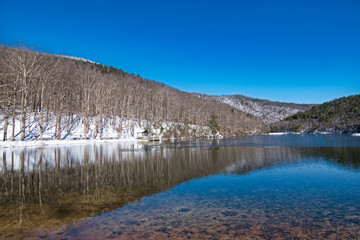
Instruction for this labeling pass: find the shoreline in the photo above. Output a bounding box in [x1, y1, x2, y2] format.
[1, 132, 359, 149]
[0, 138, 147, 149]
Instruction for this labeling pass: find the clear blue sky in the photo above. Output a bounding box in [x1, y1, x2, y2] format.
[1, 0, 359, 104]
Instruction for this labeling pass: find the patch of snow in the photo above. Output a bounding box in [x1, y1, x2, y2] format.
[59, 55, 96, 64]
[209, 95, 312, 123]
[268, 132, 301, 135]
[0, 111, 214, 148]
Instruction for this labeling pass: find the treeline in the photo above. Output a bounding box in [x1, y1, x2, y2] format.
[0, 45, 265, 141]
[270, 95, 360, 133]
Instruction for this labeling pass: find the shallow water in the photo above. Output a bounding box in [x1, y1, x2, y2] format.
[1, 135, 360, 239]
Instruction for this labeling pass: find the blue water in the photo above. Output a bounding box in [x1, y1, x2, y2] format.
[163, 134, 360, 148]
[47, 135, 360, 239]
[2, 135, 359, 239]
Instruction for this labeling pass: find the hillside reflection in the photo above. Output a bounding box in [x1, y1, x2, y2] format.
[0, 142, 359, 236]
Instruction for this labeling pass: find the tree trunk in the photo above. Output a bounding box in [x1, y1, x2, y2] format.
[11, 86, 16, 141]
[28, 110, 31, 134]
[93, 117, 98, 139]
[99, 117, 103, 140]
[83, 117, 89, 140]
[39, 110, 44, 140]
[3, 108, 9, 141]
[20, 93, 26, 141]
[39, 85, 45, 140]
[57, 114, 61, 140]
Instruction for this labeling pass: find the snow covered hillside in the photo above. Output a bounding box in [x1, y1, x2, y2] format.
[0, 111, 215, 147]
[210, 95, 315, 123]
[0, 47, 265, 139]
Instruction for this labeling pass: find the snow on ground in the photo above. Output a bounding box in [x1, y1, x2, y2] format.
[268, 132, 301, 135]
[210, 95, 310, 123]
[58, 54, 96, 64]
[0, 111, 213, 148]
[268, 132, 288, 135]
[0, 112, 142, 142]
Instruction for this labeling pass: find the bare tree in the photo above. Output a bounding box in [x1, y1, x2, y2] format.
[0, 45, 265, 142]
[1, 45, 47, 140]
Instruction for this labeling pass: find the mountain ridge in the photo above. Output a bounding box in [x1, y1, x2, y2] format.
[207, 94, 316, 123]
[271, 94, 360, 133]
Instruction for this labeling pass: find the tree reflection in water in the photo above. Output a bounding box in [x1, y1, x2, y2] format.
[0, 141, 359, 238]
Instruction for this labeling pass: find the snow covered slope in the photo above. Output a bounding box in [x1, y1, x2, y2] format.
[210, 95, 315, 123]
[0, 111, 214, 147]
[59, 55, 96, 64]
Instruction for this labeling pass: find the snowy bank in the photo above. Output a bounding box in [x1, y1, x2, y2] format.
[0, 138, 145, 149]
[0, 111, 215, 148]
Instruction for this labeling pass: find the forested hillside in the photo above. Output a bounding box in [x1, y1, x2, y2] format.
[271, 95, 360, 133]
[209, 95, 315, 123]
[0, 46, 266, 141]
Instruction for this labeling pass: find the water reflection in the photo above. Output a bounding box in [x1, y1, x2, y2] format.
[0, 139, 359, 238]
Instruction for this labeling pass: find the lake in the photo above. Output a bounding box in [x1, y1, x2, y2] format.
[1, 135, 360, 239]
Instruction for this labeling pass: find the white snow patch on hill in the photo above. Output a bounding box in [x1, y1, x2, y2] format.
[210, 95, 314, 123]
[60, 55, 96, 64]
[0, 111, 214, 148]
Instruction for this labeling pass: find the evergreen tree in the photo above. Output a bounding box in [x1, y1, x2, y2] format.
[209, 113, 220, 135]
